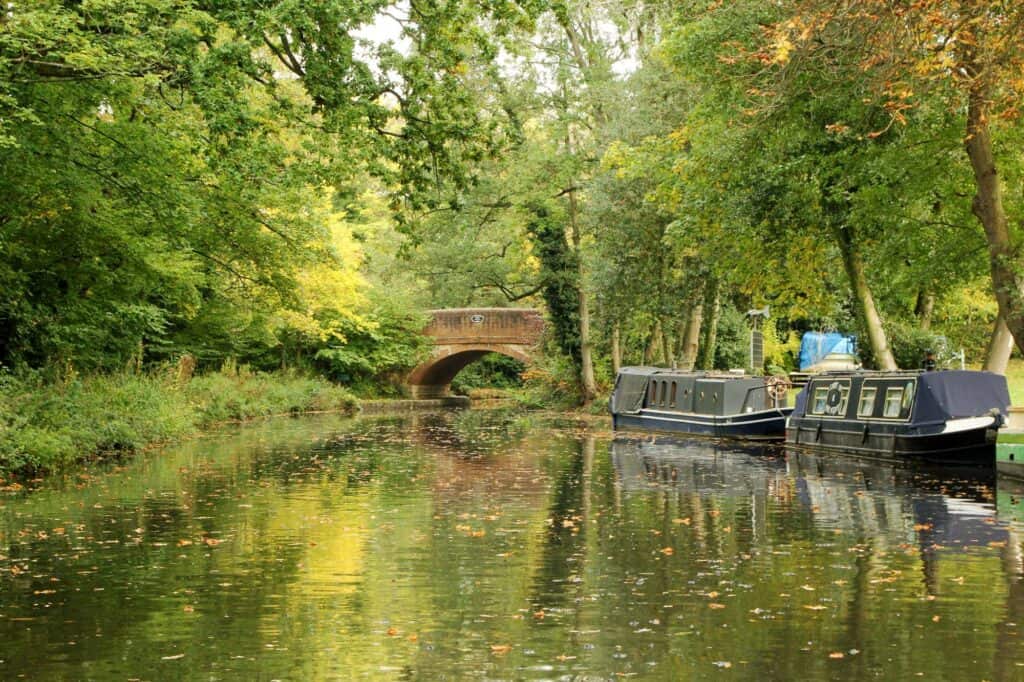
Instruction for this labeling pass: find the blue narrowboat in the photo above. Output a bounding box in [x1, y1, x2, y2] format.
[610, 367, 792, 440]
[786, 370, 1010, 462]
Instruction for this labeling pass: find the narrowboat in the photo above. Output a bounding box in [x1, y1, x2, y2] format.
[610, 367, 792, 440]
[786, 370, 1010, 462]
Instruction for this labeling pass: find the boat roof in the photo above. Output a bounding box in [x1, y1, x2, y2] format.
[617, 366, 755, 380]
[798, 369, 1010, 421]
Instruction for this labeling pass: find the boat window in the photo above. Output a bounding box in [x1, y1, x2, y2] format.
[649, 381, 657, 405]
[883, 387, 904, 418]
[659, 381, 667, 406]
[811, 386, 829, 414]
[669, 382, 677, 407]
[857, 387, 877, 417]
[901, 381, 915, 410]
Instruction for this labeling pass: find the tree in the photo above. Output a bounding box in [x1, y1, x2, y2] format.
[766, 0, 1024, 357]
[0, 0, 546, 375]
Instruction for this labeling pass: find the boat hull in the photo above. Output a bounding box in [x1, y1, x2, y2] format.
[786, 419, 997, 463]
[614, 408, 792, 441]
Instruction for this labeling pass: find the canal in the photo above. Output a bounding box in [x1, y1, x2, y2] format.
[1, 408, 1023, 679]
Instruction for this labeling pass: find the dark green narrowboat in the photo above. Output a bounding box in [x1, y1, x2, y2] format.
[787, 370, 1009, 462]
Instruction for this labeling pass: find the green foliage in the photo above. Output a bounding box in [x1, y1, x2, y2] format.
[186, 372, 358, 423]
[0, 369, 358, 474]
[712, 305, 750, 371]
[313, 302, 430, 395]
[0, 370, 191, 472]
[450, 353, 526, 394]
[0, 0, 542, 382]
[884, 321, 950, 371]
[526, 203, 582, 367]
[6, 0, 1022, 439]
[519, 353, 585, 409]
[763, 319, 802, 373]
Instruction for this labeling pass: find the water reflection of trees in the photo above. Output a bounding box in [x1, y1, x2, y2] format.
[606, 437, 1024, 679]
[4, 414, 1024, 679]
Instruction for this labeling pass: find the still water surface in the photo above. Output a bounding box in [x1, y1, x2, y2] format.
[2, 408, 1024, 680]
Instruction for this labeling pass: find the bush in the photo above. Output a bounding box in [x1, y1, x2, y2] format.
[885, 320, 951, 370]
[763, 320, 802, 373]
[519, 352, 584, 409]
[713, 305, 749, 370]
[0, 368, 359, 474]
[0, 371, 194, 473]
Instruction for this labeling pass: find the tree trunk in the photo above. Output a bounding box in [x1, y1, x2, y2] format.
[658, 317, 671, 367]
[680, 299, 704, 370]
[611, 321, 621, 374]
[984, 313, 1015, 375]
[697, 279, 721, 370]
[672, 318, 687, 365]
[569, 190, 597, 404]
[644, 319, 661, 365]
[914, 290, 935, 330]
[964, 74, 1024, 356]
[836, 225, 897, 370]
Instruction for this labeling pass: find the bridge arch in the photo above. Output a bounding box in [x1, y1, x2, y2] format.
[408, 309, 544, 399]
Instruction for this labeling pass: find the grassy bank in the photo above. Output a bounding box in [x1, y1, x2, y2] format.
[1005, 359, 1024, 406]
[0, 370, 358, 475]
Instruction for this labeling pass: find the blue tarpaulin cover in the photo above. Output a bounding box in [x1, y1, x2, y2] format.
[799, 332, 857, 370]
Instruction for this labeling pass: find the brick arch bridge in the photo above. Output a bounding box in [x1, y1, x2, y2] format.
[408, 308, 545, 398]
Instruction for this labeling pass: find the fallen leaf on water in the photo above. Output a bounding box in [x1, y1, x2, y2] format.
[829, 652, 845, 659]
[177, 539, 192, 547]
[202, 538, 220, 547]
[673, 518, 691, 525]
[408, 634, 418, 642]
[387, 627, 398, 636]
[161, 654, 185, 660]
[183, 605, 194, 613]
[932, 615, 941, 622]
[708, 603, 726, 609]
[490, 644, 512, 655]
[804, 605, 828, 611]
[659, 547, 674, 556]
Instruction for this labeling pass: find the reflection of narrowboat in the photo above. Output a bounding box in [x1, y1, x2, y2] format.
[786, 370, 1010, 461]
[610, 367, 792, 440]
